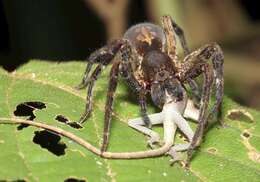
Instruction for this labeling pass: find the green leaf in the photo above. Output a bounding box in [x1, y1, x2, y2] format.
[0, 60, 260, 182]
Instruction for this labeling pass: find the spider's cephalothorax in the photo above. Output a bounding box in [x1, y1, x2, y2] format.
[76, 15, 224, 164]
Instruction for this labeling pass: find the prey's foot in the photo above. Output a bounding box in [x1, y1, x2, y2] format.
[147, 133, 161, 149]
[167, 148, 185, 166]
[167, 143, 191, 166]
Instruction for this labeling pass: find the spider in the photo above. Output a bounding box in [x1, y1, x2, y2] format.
[76, 15, 224, 164]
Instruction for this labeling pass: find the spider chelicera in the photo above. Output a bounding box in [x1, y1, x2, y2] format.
[76, 15, 224, 164]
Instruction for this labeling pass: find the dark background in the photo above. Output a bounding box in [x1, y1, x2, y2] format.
[0, 0, 260, 109]
[0, 0, 149, 70]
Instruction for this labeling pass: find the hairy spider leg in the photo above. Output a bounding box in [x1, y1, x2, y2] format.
[208, 49, 224, 123]
[161, 15, 201, 107]
[76, 40, 124, 90]
[182, 43, 224, 123]
[101, 41, 152, 152]
[101, 61, 120, 152]
[78, 64, 103, 123]
[163, 15, 189, 56]
[138, 89, 152, 128]
[77, 40, 125, 123]
[77, 40, 125, 90]
[170, 19, 202, 104]
[75, 62, 94, 90]
[119, 41, 152, 129]
[186, 65, 213, 166]
[161, 15, 178, 65]
[180, 43, 224, 165]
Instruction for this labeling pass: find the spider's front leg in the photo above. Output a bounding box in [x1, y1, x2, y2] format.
[161, 15, 201, 107]
[101, 61, 121, 152]
[180, 43, 224, 165]
[119, 41, 152, 128]
[101, 41, 152, 152]
[77, 40, 124, 124]
[76, 40, 124, 89]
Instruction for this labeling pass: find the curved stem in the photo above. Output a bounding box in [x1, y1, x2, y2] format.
[0, 115, 175, 159]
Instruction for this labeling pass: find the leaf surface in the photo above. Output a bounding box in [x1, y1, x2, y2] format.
[0, 61, 260, 182]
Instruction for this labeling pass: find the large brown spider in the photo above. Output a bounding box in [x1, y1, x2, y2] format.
[76, 15, 224, 164]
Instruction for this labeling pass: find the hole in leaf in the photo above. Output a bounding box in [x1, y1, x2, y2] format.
[56, 115, 69, 123]
[227, 109, 254, 123]
[64, 178, 86, 182]
[207, 147, 218, 154]
[242, 132, 251, 138]
[13, 101, 46, 130]
[67, 122, 83, 129]
[55, 115, 83, 129]
[33, 130, 67, 156]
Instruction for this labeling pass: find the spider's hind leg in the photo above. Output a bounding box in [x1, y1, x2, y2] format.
[187, 64, 213, 165]
[75, 61, 94, 90]
[180, 43, 224, 166]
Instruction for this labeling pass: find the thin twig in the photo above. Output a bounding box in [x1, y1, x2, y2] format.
[0, 117, 173, 159]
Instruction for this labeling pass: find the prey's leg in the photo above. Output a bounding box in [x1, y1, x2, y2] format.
[168, 143, 190, 163]
[170, 110, 194, 141]
[184, 99, 200, 121]
[167, 107, 199, 163]
[128, 112, 164, 148]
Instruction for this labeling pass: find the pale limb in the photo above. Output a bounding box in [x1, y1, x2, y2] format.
[167, 112, 194, 163]
[168, 99, 200, 163]
[128, 112, 164, 148]
[168, 109, 194, 141]
[184, 99, 199, 122]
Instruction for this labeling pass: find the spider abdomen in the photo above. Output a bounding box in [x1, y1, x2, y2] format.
[123, 23, 166, 56]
